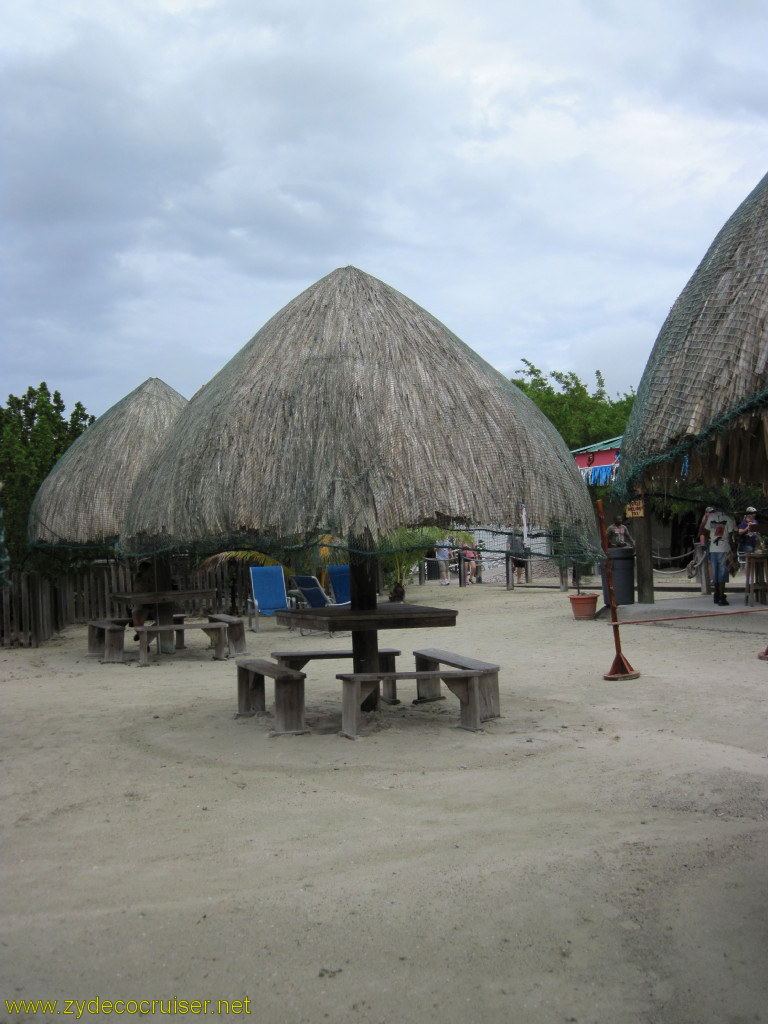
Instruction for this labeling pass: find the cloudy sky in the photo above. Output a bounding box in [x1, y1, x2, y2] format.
[3, 0, 767, 419]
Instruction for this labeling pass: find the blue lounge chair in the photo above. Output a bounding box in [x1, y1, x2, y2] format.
[247, 566, 290, 632]
[326, 565, 351, 605]
[293, 574, 350, 636]
[293, 575, 334, 609]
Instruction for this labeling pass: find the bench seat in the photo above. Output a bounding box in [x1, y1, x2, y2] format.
[336, 667, 498, 738]
[412, 648, 500, 720]
[87, 619, 130, 663]
[270, 648, 400, 704]
[236, 657, 308, 734]
[208, 614, 247, 655]
[135, 621, 228, 666]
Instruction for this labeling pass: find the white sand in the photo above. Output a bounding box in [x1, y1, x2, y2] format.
[2, 582, 767, 1024]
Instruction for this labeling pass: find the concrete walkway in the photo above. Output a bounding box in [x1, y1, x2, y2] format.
[599, 588, 768, 634]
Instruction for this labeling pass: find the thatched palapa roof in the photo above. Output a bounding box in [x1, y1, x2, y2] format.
[618, 171, 768, 495]
[29, 378, 187, 548]
[121, 267, 599, 557]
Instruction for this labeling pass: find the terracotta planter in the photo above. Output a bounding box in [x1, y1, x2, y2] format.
[569, 593, 598, 620]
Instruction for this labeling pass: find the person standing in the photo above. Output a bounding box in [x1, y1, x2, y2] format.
[738, 506, 761, 553]
[606, 514, 635, 548]
[435, 537, 453, 585]
[702, 507, 736, 605]
[506, 534, 526, 584]
[460, 541, 478, 584]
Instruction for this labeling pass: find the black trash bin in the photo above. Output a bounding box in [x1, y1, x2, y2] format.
[601, 546, 636, 605]
[425, 552, 440, 581]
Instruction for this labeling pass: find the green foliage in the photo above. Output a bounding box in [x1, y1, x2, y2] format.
[0, 383, 95, 571]
[511, 359, 635, 450]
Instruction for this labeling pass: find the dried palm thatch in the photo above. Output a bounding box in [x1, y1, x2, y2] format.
[28, 378, 187, 548]
[121, 267, 599, 558]
[618, 171, 768, 496]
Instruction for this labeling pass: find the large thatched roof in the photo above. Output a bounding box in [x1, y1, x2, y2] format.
[618, 171, 768, 495]
[29, 378, 187, 548]
[121, 267, 599, 556]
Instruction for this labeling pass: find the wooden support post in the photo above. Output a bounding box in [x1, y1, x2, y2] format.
[350, 532, 380, 711]
[559, 564, 569, 592]
[634, 496, 654, 605]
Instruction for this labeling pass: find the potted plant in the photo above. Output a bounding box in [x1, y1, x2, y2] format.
[568, 567, 598, 620]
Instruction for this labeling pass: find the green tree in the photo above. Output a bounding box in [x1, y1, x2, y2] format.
[0, 383, 94, 570]
[511, 359, 635, 450]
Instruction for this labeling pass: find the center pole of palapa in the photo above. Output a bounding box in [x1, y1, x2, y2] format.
[349, 531, 380, 710]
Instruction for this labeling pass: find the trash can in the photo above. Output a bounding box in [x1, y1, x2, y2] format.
[601, 546, 635, 605]
[425, 554, 440, 581]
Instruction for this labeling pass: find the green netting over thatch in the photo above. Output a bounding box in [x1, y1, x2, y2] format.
[616, 171, 768, 499]
[28, 378, 187, 549]
[120, 267, 601, 562]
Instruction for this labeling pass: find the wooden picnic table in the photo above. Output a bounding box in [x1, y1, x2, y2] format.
[110, 589, 216, 654]
[275, 601, 457, 712]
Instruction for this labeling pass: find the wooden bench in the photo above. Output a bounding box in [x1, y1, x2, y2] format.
[412, 648, 500, 720]
[208, 614, 247, 655]
[135, 621, 228, 667]
[336, 668, 498, 738]
[236, 658, 308, 735]
[87, 619, 130, 663]
[270, 648, 401, 704]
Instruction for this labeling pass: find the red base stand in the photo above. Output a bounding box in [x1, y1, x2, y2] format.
[604, 650, 641, 680]
[758, 646, 768, 662]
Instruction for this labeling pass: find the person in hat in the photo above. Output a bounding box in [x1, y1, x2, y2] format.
[738, 507, 762, 554]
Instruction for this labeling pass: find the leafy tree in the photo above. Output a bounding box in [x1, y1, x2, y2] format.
[511, 359, 635, 450]
[0, 383, 94, 570]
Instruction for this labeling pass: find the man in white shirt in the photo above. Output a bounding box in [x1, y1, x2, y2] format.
[703, 507, 736, 605]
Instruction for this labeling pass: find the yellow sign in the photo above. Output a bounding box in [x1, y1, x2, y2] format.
[626, 500, 644, 518]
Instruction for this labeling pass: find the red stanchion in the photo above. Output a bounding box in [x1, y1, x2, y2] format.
[596, 500, 640, 681]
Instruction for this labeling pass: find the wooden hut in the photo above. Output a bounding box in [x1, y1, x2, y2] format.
[120, 267, 599, 560]
[28, 377, 187, 549]
[619, 171, 768, 495]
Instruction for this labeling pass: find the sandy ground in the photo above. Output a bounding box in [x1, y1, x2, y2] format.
[2, 580, 767, 1024]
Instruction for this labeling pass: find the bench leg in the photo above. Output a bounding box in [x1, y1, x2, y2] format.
[103, 627, 126, 664]
[412, 654, 445, 703]
[88, 624, 105, 657]
[379, 651, 400, 704]
[139, 631, 153, 667]
[156, 606, 176, 654]
[227, 620, 247, 656]
[237, 666, 265, 717]
[174, 615, 186, 649]
[203, 627, 228, 660]
[272, 677, 309, 735]
[478, 672, 500, 721]
[341, 679, 379, 739]
[442, 675, 484, 731]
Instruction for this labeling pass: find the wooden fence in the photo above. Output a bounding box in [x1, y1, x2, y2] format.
[0, 561, 254, 649]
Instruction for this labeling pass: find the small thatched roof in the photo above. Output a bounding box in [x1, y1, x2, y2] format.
[121, 267, 599, 557]
[618, 171, 768, 495]
[29, 378, 187, 548]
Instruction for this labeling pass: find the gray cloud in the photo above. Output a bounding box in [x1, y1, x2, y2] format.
[2, 0, 767, 417]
